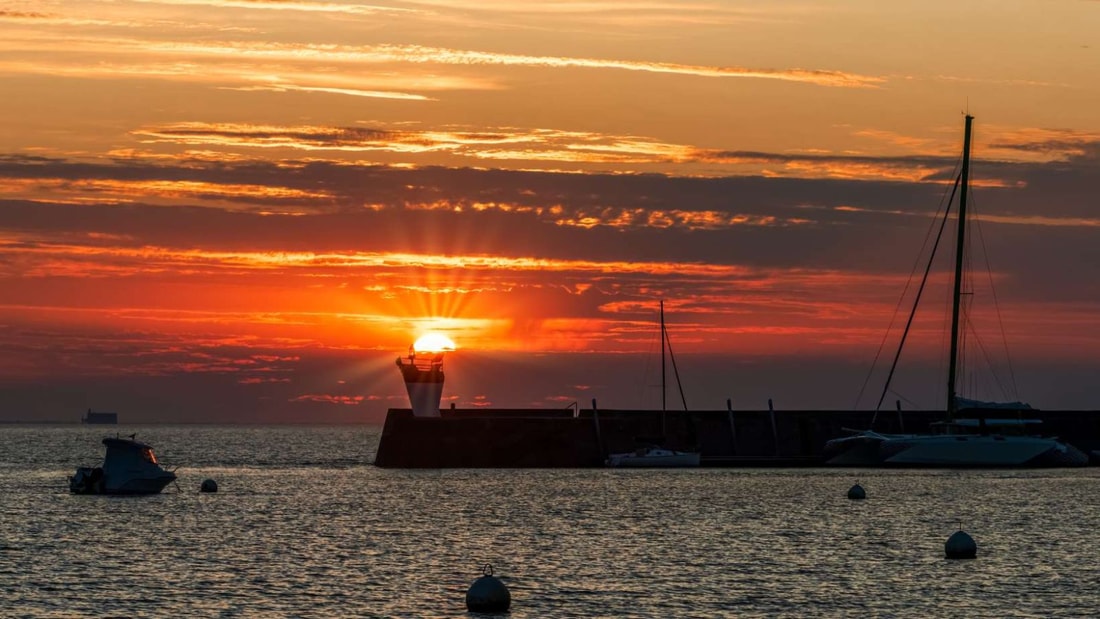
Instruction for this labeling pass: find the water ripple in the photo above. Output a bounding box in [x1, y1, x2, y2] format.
[2, 426, 1099, 617]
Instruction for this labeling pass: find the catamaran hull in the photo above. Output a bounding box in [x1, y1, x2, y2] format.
[824, 435, 1088, 468]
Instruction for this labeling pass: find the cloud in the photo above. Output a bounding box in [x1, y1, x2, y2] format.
[221, 84, 435, 100]
[0, 58, 484, 100]
[132, 123, 538, 152]
[397, 0, 813, 31]
[985, 127, 1100, 160]
[129, 121, 979, 181]
[129, 0, 420, 15]
[0, 34, 885, 89]
[290, 394, 367, 405]
[1, 143, 1099, 363]
[0, 10, 51, 19]
[2, 180, 1098, 416]
[366, 44, 884, 88]
[0, 176, 335, 209]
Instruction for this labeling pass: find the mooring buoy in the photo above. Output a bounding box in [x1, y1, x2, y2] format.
[466, 563, 510, 613]
[945, 529, 977, 559]
[200, 479, 218, 493]
[847, 483, 866, 500]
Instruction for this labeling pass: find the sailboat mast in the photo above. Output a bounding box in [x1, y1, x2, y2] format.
[947, 114, 974, 417]
[660, 299, 666, 413]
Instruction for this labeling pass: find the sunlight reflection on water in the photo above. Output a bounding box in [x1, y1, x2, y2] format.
[2, 425, 1099, 618]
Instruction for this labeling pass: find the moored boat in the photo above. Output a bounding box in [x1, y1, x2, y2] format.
[606, 445, 702, 467]
[70, 436, 177, 495]
[823, 115, 1087, 468]
[825, 418, 1087, 467]
[604, 300, 700, 468]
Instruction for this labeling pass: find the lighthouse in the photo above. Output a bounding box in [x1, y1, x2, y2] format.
[395, 347, 446, 417]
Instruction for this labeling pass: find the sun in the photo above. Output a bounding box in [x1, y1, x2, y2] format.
[413, 333, 456, 353]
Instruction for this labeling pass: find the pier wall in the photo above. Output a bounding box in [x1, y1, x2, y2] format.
[373, 408, 1100, 468]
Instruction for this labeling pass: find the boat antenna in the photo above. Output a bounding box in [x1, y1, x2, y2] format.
[947, 114, 974, 418]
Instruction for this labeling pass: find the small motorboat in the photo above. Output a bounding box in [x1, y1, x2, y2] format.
[69, 435, 177, 495]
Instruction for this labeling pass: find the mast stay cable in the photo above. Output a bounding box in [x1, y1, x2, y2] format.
[871, 173, 962, 425]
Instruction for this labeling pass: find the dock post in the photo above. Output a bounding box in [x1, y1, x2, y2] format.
[768, 398, 779, 455]
[591, 398, 604, 461]
[896, 399, 904, 432]
[726, 398, 737, 454]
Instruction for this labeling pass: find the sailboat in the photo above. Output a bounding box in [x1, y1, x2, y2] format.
[605, 300, 701, 467]
[824, 115, 1088, 468]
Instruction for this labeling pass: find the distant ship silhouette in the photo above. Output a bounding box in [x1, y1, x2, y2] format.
[81, 409, 118, 424]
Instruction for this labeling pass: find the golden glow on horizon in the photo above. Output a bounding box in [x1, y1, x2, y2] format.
[412, 333, 456, 353]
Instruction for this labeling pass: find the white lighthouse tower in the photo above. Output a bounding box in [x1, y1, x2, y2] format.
[395, 347, 446, 417]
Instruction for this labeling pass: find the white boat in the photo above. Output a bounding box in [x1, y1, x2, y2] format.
[69, 435, 178, 495]
[824, 115, 1087, 468]
[605, 301, 701, 468]
[606, 445, 702, 467]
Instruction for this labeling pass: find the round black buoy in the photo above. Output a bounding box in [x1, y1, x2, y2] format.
[847, 483, 866, 500]
[200, 479, 218, 493]
[466, 564, 510, 613]
[945, 530, 977, 559]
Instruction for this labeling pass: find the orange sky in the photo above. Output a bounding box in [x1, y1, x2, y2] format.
[1, 0, 1099, 420]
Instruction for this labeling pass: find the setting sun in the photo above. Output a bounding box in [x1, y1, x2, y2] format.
[1, 0, 1099, 423]
[413, 333, 456, 353]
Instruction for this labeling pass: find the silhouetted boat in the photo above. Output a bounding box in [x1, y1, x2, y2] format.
[605, 301, 700, 468]
[824, 116, 1087, 468]
[81, 409, 117, 424]
[826, 416, 1086, 467]
[606, 445, 701, 467]
[70, 435, 177, 494]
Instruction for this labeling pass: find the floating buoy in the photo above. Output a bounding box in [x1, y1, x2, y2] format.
[847, 483, 866, 500]
[466, 564, 510, 613]
[945, 530, 977, 559]
[200, 479, 218, 493]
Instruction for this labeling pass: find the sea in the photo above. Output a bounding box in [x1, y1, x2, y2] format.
[2, 425, 1099, 618]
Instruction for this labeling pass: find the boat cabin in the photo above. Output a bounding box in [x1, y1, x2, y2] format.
[929, 418, 1044, 437]
[102, 437, 162, 467]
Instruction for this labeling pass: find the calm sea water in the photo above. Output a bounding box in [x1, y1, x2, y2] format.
[2, 425, 1099, 618]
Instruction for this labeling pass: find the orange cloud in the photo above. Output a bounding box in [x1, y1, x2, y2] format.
[0, 177, 333, 210]
[129, 0, 418, 15]
[129, 122, 978, 182]
[0, 33, 883, 89]
[290, 394, 367, 405]
[0, 239, 764, 278]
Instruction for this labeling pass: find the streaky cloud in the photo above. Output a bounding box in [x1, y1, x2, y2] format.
[128, 0, 420, 15]
[0, 35, 883, 89]
[357, 44, 885, 88]
[222, 84, 434, 101]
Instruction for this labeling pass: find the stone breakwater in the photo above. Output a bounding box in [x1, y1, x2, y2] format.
[374, 407, 1100, 468]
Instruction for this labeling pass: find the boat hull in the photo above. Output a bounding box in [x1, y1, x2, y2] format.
[106, 474, 177, 495]
[605, 451, 701, 468]
[70, 467, 177, 494]
[824, 433, 1088, 468]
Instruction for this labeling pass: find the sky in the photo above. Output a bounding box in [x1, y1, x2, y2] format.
[1, 0, 1098, 422]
